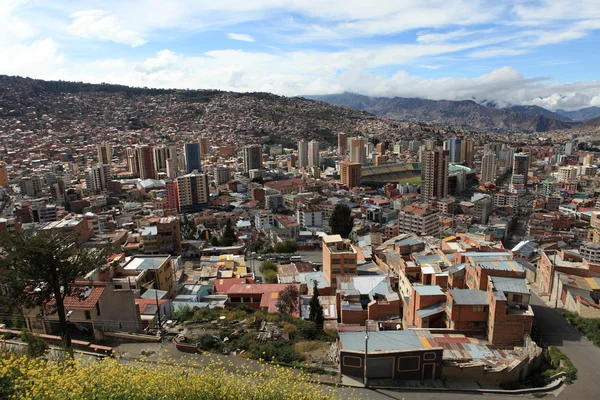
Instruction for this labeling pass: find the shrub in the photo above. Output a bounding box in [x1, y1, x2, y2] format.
[173, 305, 199, 322]
[545, 346, 577, 384]
[260, 260, 278, 273]
[20, 330, 48, 358]
[0, 354, 341, 400]
[263, 270, 278, 284]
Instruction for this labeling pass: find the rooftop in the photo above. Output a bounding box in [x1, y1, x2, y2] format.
[413, 285, 444, 296]
[449, 289, 488, 305]
[339, 330, 427, 353]
[477, 260, 524, 272]
[124, 256, 170, 271]
[490, 276, 529, 295]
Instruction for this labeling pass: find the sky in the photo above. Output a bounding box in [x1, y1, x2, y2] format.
[2, 0, 600, 110]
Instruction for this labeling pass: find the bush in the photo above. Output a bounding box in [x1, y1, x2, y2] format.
[173, 305, 199, 322]
[263, 270, 278, 284]
[253, 341, 302, 364]
[0, 354, 339, 400]
[20, 330, 48, 358]
[273, 240, 298, 254]
[545, 346, 577, 384]
[563, 312, 600, 347]
[260, 260, 278, 273]
[196, 334, 220, 351]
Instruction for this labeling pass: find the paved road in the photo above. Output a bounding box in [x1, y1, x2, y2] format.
[530, 293, 600, 400]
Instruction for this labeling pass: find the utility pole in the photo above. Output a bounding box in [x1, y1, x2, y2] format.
[553, 251, 559, 309]
[364, 320, 370, 387]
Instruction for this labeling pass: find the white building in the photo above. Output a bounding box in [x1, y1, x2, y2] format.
[255, 212, 275, 230]
[296, 209, 324, 228]
[297, 140, 309, 168]
[481, 151, 498, 183]
[557, 166, 578, 182]
[397, 203, 440, 236]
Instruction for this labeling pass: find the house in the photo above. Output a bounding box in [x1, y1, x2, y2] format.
[114, 255, 176, 297]
[338, 330, 443, 381]
[226, 284, 301, 315]
[336, 275, 400, 325]
[487, 276, 534, 346]
[24, 282, 141, 341]
[403, 285, 446, 329]
[445, 289, 489, 332]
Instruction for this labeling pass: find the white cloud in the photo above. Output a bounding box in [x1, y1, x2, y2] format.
[227, 33, 255, 42]
[68, 10, 146, 47]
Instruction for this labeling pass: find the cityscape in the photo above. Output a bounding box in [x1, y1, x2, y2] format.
[1, 1, 600, 400]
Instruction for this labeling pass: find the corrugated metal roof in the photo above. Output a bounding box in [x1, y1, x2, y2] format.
[413, 285, 444, 296]
[490, 276, 529, 294]
[339, 331, 426, 352]
[449, 289, 488, 305]
[417, 303, 446, 318]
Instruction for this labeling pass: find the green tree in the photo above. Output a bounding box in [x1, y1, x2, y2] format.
[329, 204, 353, 238]
[180, 214, 199, 240]
[259, 260, 278, 273]
[263, 270, 278, 284]
[276, 285, 300, 315]
[273, 240, 298, 253]
[0, 231, 109, 350]
[308, 281, 324, 330]
[221, 219, 237, 246]
[21, 330, 49, 358]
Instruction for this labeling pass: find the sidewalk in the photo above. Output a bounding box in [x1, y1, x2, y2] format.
[529, 283, 564, 309]
[340, 376, 483, 390]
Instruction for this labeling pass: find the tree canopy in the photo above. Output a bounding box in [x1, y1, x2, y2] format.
[0, 231, 110, 348]
[276, 286, 299, 315]
[308, 281, 324, 330]
[329, 204, 353, 238]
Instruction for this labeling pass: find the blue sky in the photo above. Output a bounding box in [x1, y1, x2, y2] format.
[2, 0, 600, 110]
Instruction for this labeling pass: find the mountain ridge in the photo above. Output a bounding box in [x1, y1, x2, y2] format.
[306, 92, 576, 133]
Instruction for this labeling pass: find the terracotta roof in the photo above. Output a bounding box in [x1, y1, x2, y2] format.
[214, 278, 248, 293]
[63, 286, 105, 311]
[135, 298, 169, 314]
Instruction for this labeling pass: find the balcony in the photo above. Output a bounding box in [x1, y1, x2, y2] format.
[507, 305, 534, 316]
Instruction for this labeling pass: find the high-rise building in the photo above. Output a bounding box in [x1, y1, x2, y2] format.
[184, 142, 201, 173]
[96, 143, 112, 165]
[297, 140, 308, 168]
[447, 138, 462, 163]
[339, 161, 361, 189]
[19, 175, 43, 198]
[135, 146, 156, 180]
[397, 203, 440, 237]
[420, 141, 449, 201]
[176, 170, 209, 213]
[153, 145, 168, 172]
[512, 152, 530, 185]
[199, 137, 210, 156]
[481, 151, 498, 183]
[565, 141, 574, 156]
[243, 145, 262, 173]
[308, 140, 319, 167]
[165, 180, 179, 210]
[166, 158, 178, 179]
[557, 166, 578, 182]
[85, 164, 110, 192]
[461, 139, 474, 167]
[376, 142, 385, 155]
[584, 154, 594, 166]
[126, 148, 138, 176]
[349, 137, 366, 165]
[338, 132, 347, 155]
[0, 162, 8, 187]
[215, 166, 230, 185]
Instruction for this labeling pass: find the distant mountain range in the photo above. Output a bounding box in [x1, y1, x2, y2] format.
[306, 93, 600, 133]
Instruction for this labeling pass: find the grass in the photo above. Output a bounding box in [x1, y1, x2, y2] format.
[397, 177, 421, 185]
[563, 312, 600, 347]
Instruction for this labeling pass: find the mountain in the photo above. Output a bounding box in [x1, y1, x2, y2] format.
[0, 75, 484, 149]
[307, 93, 574, 133]
[556, 107, 600, 122]
[506, 105, 572, 122]
[584, 115, 600, 128]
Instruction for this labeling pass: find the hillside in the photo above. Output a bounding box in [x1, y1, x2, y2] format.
[0, 75, 488, 149]
[506, 105, 572, 122]
[307, 93, 575, 133]
[557, 107, 600, 122]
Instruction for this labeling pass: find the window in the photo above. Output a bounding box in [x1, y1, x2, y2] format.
[84, 311, 91, 320]
[512, 294, 523, 303]
[332, 268, 341, 274]
[472, 305, 484, 312]
[95, 303, 101, 317]
[346, 268, 356, 274]
[331, 258, 341, 264]
[230, 297, 242, 303]
[470, 321, 483, 327]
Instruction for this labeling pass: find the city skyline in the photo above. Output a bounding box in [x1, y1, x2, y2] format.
[1, 1, 600, 110]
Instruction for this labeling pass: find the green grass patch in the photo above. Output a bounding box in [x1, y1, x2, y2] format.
[396, 177, 421, 185]
[563, 312, 600, 347]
